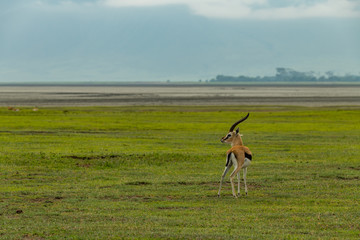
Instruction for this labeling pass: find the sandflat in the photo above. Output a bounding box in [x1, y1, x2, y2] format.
[1, 84, 359, 107]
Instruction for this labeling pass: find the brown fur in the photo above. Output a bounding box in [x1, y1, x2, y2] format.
[226, 145, 252, 168]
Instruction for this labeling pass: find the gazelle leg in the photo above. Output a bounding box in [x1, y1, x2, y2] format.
[218, 164, 232, 197]
[230, 166, 242, 198]
[243, 167, 248, 196]
[237, 172, 241, 197]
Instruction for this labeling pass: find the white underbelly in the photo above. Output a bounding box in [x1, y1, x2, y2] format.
[230, 153, 251, 169]
[242, 158, 251, 168]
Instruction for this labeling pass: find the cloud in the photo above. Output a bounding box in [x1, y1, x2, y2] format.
[103, 0, 360, 19]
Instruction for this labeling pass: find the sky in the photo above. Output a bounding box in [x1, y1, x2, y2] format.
[0, 0, 359, 82]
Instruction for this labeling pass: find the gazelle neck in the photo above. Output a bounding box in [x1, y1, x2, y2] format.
[231, 135, 243, 147]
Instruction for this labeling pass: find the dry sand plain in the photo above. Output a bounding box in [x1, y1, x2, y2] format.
[0, 84, 359, 107]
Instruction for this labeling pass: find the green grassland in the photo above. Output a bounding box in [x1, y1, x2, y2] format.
[1, 106, 359, 239]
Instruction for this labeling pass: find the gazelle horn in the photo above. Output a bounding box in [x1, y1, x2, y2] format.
[229, 113, 250, 132]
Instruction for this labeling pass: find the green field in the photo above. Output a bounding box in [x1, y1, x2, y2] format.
[1, 106, 359, 239]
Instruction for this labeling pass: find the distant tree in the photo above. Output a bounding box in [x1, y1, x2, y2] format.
[208, 68, 360, 83]
[326, 71, 334, 78]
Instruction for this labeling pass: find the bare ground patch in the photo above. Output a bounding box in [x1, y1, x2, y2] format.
[1, 85, 360, 107]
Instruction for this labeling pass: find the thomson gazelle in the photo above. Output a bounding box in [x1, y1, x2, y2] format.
[218, 113, 253, 198]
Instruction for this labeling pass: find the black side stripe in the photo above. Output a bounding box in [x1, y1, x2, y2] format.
[225, 153, 232, 167]
[245, 152, 252, 161]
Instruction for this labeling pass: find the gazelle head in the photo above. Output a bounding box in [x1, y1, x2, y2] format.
[220, 113, 249, 145]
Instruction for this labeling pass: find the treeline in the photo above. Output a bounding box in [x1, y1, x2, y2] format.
[208, 68, 360, 82]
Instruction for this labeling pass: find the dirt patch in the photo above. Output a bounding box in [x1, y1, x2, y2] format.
[157, 206, 204, 210]
[22, 234, 46, 240]
[63, 155, 120, 160]
[125, 181, 152, 186]
[119, 195, 153, 202]
[349, 166, 360, 171]
[16, 209, 23, 214]
[162, 181, 261, 189]
[76, 163, 92, 168]
[30, 196, 63, 203]
[336, 175, 359, 180]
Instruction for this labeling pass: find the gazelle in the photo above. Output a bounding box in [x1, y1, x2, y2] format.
[218, 113, 253, 198]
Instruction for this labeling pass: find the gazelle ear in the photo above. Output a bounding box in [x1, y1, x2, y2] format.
[235, 127, 239, 134]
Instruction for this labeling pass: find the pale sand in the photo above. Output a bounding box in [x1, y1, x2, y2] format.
[1, 84, 359, 107]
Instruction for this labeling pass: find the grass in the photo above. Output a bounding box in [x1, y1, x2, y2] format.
[1, 105, 359, 239]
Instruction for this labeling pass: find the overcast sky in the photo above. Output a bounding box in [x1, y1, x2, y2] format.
[1, 0, 359, 82]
